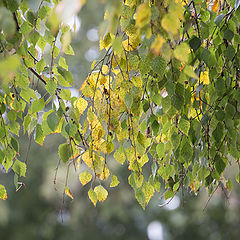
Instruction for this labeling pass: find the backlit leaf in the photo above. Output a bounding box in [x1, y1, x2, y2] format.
[88, 188, 97, 206]
[179, 118, 190, 135]
[79, 171, 92, 186]
[110, 175, 120, 187]
[74, 98, 88, 115]
[58, 143, 72, 164]
[173, 43, 189, 63]
[94, 185, 108, 202]
[12, 160, 26, 177]
[65, 186, 74, 200]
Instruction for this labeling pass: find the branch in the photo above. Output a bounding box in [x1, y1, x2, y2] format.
[29, 67, 47, 85]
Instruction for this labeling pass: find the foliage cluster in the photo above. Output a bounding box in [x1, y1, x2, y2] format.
[0, 0, 240, 208]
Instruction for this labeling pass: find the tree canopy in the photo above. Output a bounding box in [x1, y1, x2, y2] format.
[0, 0, 240, 209]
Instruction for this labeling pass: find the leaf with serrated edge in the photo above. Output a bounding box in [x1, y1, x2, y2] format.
[94, 185, 108, 202]
[88, 188, 97, 206]
[79, 171, 92, 186]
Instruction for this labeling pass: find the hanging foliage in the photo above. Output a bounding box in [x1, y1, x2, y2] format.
[0, 0, 240, 208]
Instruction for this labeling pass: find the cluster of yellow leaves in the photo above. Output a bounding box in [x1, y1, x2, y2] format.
[200, 71, 210, 85]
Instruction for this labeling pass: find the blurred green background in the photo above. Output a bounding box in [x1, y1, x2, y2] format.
[1, 0, 240, 239]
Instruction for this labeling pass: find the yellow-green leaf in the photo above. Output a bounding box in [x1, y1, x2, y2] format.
[110, 175, 120, 188]
[142, 181, 154, 205]
[79, 171, 92, 186]
[94, 185, 108, 202]
[113, 147, 125, 164]
[65, 186, 74, 200]
[173, 43, 190, 63]
[88, 188, 98, 206]
[135, 3, 151, 28]
[74, 98, 88, 115]
[0, 185, 7, 200]
[161, 14, 180, 36]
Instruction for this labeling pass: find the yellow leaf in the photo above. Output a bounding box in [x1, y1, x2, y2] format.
[99, 33, 114, 51]
[122, 39, 134, 51]
[82, 151, 93, 168]
[101, 65, 109, 75]
[175, 0, 187, 6]
[125, 0, 137, 8]
[88, 188, 97, 206]
[161, 14, 180, 36]
[79, 171, 93, 186]
[142, 181, 155, 205]
[135, 3, 151, 28]
[91, 60, 96, 70]
[74, 98, 88, 115]
[151, 34, 165, 57]
[94, 185, 108, 202]
[99, 165, 110, 180]
[64, 186, 74, 200]
[110, 175, 120, 187]
[200, 71, 210, 85]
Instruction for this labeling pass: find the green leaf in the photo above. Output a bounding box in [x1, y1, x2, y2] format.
[36, 59, 46, 73]
[58, 143, 72, 164]
[35, 124, 45, 145]
[58, 56, 68, 70]
[180, 141, 193, 163]
[113, 147, 126, 164]
[214, 14, 225, 26]
[12, 160, 27, 177]
[164, 190, 174, 200]
[179, 118, 190, 135]
[183, 66, 198, 79]
[189, 36, 201, 52]
[156, 142, 164, 158]
[236, 173, 240, 184]
[173, 43, 189, 63]
[30, 98, 45, 114]
[47, 112, 59, 131]
[57, 67, 74, 85]
[45, 80, 57, 95]
[135, 189, 146, 209]
[213, 122, 224, 143]
[152, 56, 166, 75]
[124, 93, 133, 110]
[64, 44, 75, 55]
[0, 148, 5, 164]
[10, 136, 19, 153]
[215, 155, 226, 174]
